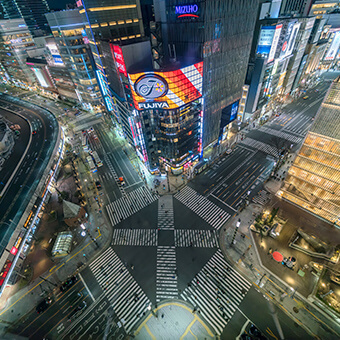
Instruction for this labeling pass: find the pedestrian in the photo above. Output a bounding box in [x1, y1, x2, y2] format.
[161, 314, 164, 318]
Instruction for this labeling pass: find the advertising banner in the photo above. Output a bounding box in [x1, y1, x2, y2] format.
[324, 32, 340, 61]
[110, 44, 127, 77]
[128, 62, 203, 110]
[268, 24, 282, 63]
[285, 22, 300, 57]
[257, 26, 275, 55]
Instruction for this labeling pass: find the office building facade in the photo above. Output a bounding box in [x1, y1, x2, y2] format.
[45, 10, 102, 112]
[0, 0, 51, 37]
[279, 77, 340, 227]
[0, 19, 36, 87]
[77, 0, 258, 172]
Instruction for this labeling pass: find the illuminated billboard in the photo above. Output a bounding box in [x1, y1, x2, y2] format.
[47, 44, 63, 65]
[268, 24, 282, 63]
[281, 22, 300, 58]
[110, 44, 127, 77]
[128, 62, 203, 110]
[257, 26, 275, 55]
[324, 32, 340, 61]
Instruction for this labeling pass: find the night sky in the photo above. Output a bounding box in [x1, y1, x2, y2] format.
[48, 0, 74, 11]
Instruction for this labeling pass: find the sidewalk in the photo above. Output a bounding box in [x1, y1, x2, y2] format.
[219, 184, 340, 339]
[132, 299, 215, 339]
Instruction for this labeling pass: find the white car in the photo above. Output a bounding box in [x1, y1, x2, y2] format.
[226, 149, 232, 155]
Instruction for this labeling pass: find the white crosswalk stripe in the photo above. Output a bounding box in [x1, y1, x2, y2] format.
[89, 247, 150, 333]
[175, 229, 218, 248]
[252, 189, 270, 206]
[239, 138, 279, 158]
[260, 127, 302, 144]
[174, 186, 230, 230]
[106, 186, 158, 226]
[156, 246, 178, 302]
[158, 196, 174, 230]
[112, 229, 158, 246]
[181, 250, 251, 335]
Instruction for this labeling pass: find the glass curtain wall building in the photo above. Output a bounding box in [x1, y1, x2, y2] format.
[0, 19, 36, 87]
[279, 77, 340, 227]
[78, 0, 145, 120]
[0, 0, 51, 37]
[162, 0, 259, 148]
[45, 10, 102, 112]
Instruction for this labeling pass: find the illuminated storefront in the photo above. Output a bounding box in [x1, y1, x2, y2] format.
[279, 77, 340, 227]
[127, 62, 203, 172]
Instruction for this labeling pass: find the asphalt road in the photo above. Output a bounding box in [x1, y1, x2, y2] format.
[8, 276, 95, 340]
[0, 94, 58, 255]
[222, 286, 314, 340]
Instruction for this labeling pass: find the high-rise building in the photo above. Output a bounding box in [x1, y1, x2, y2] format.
[279, 77, 340, 227]
[0, 19, 36, 87]
[78, 0, 259, 173]
[45, 10, 102, 112]
[0, 0, 51, 37]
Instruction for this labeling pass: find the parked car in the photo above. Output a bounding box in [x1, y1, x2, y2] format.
[226, 149, 233, 155]
[36, 296, 52, 314]
[60, 275, 78, 292]
[303, 96, 309, 100]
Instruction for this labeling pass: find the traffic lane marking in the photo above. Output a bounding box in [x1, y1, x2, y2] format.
[18, 283, 83, 336]
[229, 166, 268, 207]
[0, 233, 99, 317]
[217, 161, 255, 199]
[222, 164, 261, 203]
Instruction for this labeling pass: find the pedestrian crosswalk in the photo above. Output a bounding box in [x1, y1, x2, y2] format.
[174, 186, 231, 230]
[239, 138, 279, 158]
[158, 196, 174, 230]
[252, 189, 270, 206]
[106, 186, 158, 226]
[260, 127, 302, 144]
[174, 230, 219, 248]
[89, 247, 150, 333]
[156, 246, 178, 302]
[112, 229, 158, 246]
[181, 250, 251, 335]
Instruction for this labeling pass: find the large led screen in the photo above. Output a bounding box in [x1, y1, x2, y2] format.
[128, 62, 203, 110]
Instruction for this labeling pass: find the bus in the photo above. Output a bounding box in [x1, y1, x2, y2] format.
[82, 135, 88, 152]
[86, 156, 97, 173]
[92, 151, 103, 167]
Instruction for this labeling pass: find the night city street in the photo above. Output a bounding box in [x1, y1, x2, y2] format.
[1, 1, 340, 340]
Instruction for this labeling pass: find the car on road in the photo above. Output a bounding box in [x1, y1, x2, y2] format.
[95, 180, 101, 189]
[118, 177, 125, 186]
[60, 275, 78, 292]
[303, 96, 309, 100]
[68, 301, 87, 322]
[226, 149, 232, 155]
[36, 296, 52, 314]
[32, 130, 37, 135]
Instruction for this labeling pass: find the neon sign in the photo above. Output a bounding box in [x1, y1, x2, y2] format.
[175, 4, 199, 18]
